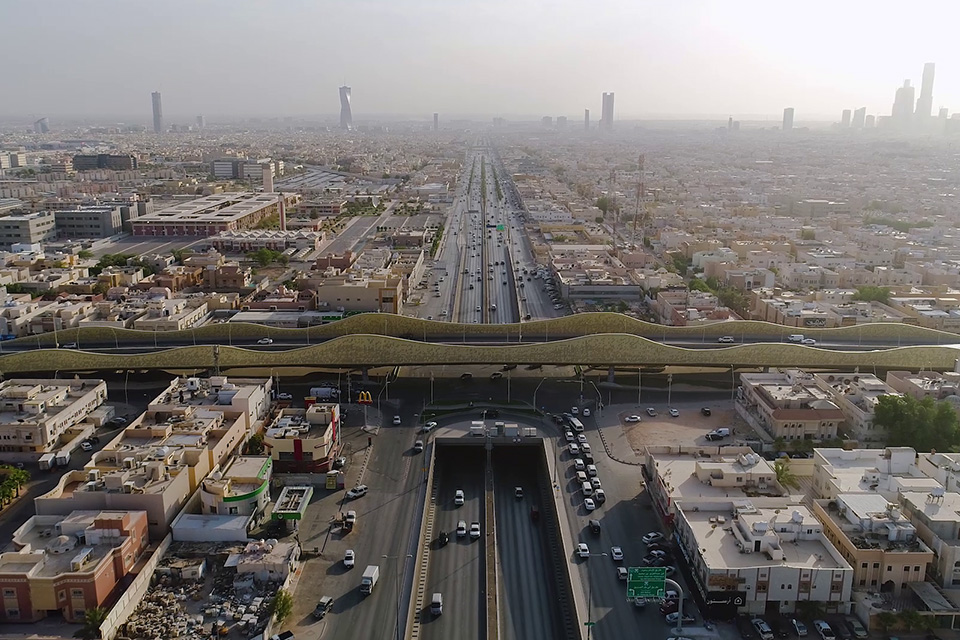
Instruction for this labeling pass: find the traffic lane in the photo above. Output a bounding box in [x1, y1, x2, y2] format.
[322, 414, 424, 640]
[493, 448, 564, 640]
[422, 448, 484, 640]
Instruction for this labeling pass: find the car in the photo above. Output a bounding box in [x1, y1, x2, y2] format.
[647, 549, 668, 559]
[392, 415, 402, 425]
[669, 408, 680, 417]
[664, 565, 676, 577]
[460, 372, 473, 380]
[62, 342, 78, 349]
[792, 619, 808, 637]
[665, 613, 696, 625]
[705, 428, 731, 441]
[413, 440, 424, 452]
[454, 489, 465, 506]
[611, 546, 624, 561]
[845, 617, 867, 639]
[577, 434, 588, 444]
[802, 338, 817, 345]
[437, 530, 449, 547]
[109, 416, 128, 427]
[588, 519, 601, 534]
[469, 522, 481, 539]
[590, 477, 602, 490]
[571, 406, 579, 415]
[456, 520, 467, 537]
[257, 337, 274, 345]
[313, 596, 334, 620]
[564, 431, 575, 442]
[345, 485, 368, 499]
[646, 407, 657, 417]
[624, 415, 642, 423]
[577, 542, 590, 558]
[581, 443, 592, 455]
[530, 505, 540, 522]
[660, 600, 680, 615]
[422, 421, 438, 432]
[700, 407, 712, 416]
[718, 335, 735, 343]
[490, 372, 503, 380]
[586, 464, 598, 476]
[80, 441, 93, 452]
[813, 621, 835, 640]
[594, 488, 606, 503]
[574, 458, 585, 471]
[277, 392, 293, 401]
[646, 541, 670, 552]
[617, 566, 628, 581]
[569, 443, 580, 456]
[343, 549, 355, 568]
[514, 486, 523, 499]
[584, 498, 596, 511]
[642, 531, 664, 544]
[753, 618, 775, 640]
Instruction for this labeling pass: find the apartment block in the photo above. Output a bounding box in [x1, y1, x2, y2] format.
[0, 510, 149, 622]
[813, 374, 899, 444]
[900, 490, 960, 588]
[886, 371, 960, 404]
[54, 206, 123, 239]
[737, 370, 844, 441]
[812, 448, 933, 501]
[264, 404, 341, 474]
[200, 456, 271, 526]
[132, 299, 208, 331]
[0, 379, 108, 454]
[0, 211, 56, 248]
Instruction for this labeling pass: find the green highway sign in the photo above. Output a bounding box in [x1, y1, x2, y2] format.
[627, 566, 666, 599]
[496, 224, 505, 231]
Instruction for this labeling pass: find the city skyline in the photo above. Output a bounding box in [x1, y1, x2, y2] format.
[2, 1, 960, 121]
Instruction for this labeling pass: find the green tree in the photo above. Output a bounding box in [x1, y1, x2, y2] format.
[77, 249, 94, 260]
[595, 196, 611, 217]
[689, 278, 711, 293]
[170, 248, 186, 263]
[8, 468, 29, 496]
[671, 255, 688, 276]
[875, 394, 960, 452]
[773, 458, 800, 489]
[899, 610, 923, 631]
[704, 276, 720, 291]
[717, 286, 751, 317]
[875, 611, 898, 633]
[75, 606, 107, 639]
[853, 286, 891, 304]
[244, 433, 265, 455]
[0, 483, 13, 506]
[269, 589, 294, 624]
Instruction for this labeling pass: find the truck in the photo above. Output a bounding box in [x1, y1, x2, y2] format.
[787, 334, 804, 343]
[38, 453, 56, 471]
[470, 421, 485, 437]
[309, 387, 340, 401]
[360, 565, 380, 595]
[503, 423, 520, 438]
[55, 451, 70, 467]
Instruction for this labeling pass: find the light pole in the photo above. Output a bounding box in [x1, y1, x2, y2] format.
[533, 377, 546, 412]
[382, 553, 413, 640]
[667, 373, 674, 408]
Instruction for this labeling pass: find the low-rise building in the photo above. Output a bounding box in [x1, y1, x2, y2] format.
[132, 192, 299, 237]
[0, 211, 57, 248]
[0, 510, 150, 622]
[812, 447, 933, 501]
[886, 370, 960, 407]
[813, 374, 899, 444]
[200, 456, 271, 527]
[264, 404, 341, 474]
[901, 490, 960, 588]
[737, 370, 844, 442]
[0, 378, 108, 455]
[54, 206, 123, 239]
[133, 299, 208, 331]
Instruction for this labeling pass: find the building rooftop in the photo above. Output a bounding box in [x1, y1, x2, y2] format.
[818, 493, 930, 552]
[135, 192, 290, 224]
[901, 490, 960, 527]
[650, 449, 785, 501]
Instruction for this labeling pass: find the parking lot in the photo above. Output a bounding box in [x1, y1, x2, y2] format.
[620, 400, 748, 449]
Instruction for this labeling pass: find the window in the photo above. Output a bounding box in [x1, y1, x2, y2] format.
[59, 591, 66, 602]
[6, 609, 18, 619]
[2, 589, 14, 598]
[859, 579, 866, 586]
[861, 563, 868, 569]
[831, 583, 841, 592]
[887, 566, 893, 572]
[915, 566, 921, 572]
[228, 506, 239, 515]
[873, 563, 880, 569]
[756, 582, 767, 593]
[71, 589, 83, 599]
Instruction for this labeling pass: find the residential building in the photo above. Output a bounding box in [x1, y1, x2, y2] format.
[72, 155, 138, 171]
[200, 456, 271, 526]
[132, 299, 207, 331]
[0, 378, 108, 455]
[54, 206, 123, 239]
[263, 404, 341, 473]
[901, 489, 960, 587]
[0, 211, 57, 248]
[885, 371, 960, 407]
[737, 370, 844, 441]
[813, 374, 899, 444]
[0, 510, 150, 622]
[812, 447, 932, 501]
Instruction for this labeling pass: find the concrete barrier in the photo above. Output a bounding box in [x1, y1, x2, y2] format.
[407, 442, 437, 640]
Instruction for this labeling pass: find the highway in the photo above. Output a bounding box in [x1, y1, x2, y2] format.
[421, 446, 485, 640]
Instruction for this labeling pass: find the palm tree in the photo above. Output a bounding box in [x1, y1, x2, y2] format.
[75, 606, 107, 639]
[9, 469, 29, 496]
[774, 458, 800, 489]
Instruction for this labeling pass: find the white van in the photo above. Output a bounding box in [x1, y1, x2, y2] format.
[430, 592, 443, 616]
[582, 481, 594, 496]
[787, 334, 804, 343]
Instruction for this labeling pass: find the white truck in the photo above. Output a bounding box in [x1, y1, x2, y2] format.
[503, 423, 520, 437]
[470, 421, 485, 436]
[787, 334, 804, 343]
[55, 451, 70, 467]
[360, 565, 380, 595]
[309, 387, 340, 401]
[38, 453, 56, 470]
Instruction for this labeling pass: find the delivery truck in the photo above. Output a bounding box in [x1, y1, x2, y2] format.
[38, 453, 56, 470]
[360, 565, 380, 595]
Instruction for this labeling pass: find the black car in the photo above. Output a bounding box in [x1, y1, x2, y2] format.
[313, 596, 334, 620]
[700, 407, 712, 416]
[437, 530, 449, 547]
[589, 519, 601, 534]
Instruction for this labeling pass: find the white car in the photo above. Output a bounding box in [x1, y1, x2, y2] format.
[813, 621, 834, 640]
[345, 485, 369, 499]
[277, 392, 293, 401]
[469, 522, 481, 539]
[569, 443, 580, 456]
[802, 338, 817, 345]
[343, 549, 355, 568]
[580, 443, 591, 455]
[571, 406, 579, 415]
[80, 441, 93, 452]
[611, 546, 624, 561]
[422, 421, 438, 432]
[576, 434, 588, 444]
[582, 407, 591, 417]
[669, 408, 680, 418]
[642, 531, 664, 544]
[577, 542, 590, 558]
[717, 335, 735, 343]
[624, 415, 642, 423]
[392, 415, 402, 425]
[454, 489, 465, 506]
[564, 431, 575, 442]
[590, 477, 602, 490]
[646, 407, 657, 417]
[456, 520, 467, 537]
[257, 337, 274, 345]
[584, 498, 596, 511]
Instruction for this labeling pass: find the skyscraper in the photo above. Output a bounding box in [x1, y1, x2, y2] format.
[584, 109, 590, 131]
[841, 109, 852, 128]
[852, 107, 866, 128]
[892, 80, 915, 127]
[151, 91, 163, 134]
[600, 93, 614, 130]
[782, 108, 794, 131]
[915, 62, 935, 119]
[33, 118, 49, 134]
[865, 115, 875, 128]
[196, 115, 205, 130]
[556, 116, 567, 128]
[433, 113, 438, 131]
[339, 86, 353, 130]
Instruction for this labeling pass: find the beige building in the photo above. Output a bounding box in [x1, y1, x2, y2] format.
[0, 379, 108, 454]
[264, 404, 341, 474]
[813, 374, 899, 444]
[738, 370, 844, 442]
[200, 456, 272, 524]
[811, 447, 934, 501]
[133, 299, 208, 331]
[310, 274, 404, 313]
[901, 490, 960, 588]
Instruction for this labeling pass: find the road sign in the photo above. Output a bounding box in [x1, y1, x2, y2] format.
[627, 566, 666, 599]
[496, 224, 504, 231]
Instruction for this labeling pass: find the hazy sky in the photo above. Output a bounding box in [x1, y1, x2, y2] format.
[4, 0, 960, 122]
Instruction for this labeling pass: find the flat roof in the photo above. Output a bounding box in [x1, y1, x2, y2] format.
[651, 451, 783, 501]
[902, 490, 960, 525]
[135, 192, 287, 225]
[172, 514, 250, 534]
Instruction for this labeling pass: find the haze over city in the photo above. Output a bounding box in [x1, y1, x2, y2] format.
[4, 0, 960, 121]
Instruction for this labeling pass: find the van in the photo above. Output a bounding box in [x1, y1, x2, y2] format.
[787, 334, 804, 343]
[576, 471, 588, 484]
[430, 592, 443, 616]
[582, 481, 594, 496]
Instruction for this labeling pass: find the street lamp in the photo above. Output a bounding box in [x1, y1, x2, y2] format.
[382, 553, 414, 640]
[532, 377, 546, 413]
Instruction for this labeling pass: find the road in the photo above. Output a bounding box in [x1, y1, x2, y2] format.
[420, 446, 485, 640]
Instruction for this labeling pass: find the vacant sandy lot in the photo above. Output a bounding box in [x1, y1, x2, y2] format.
[621, 403, 750, 451]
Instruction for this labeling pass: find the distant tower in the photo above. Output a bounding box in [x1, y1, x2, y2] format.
[915, 62, 935, 119]
[262, 164, 274, 194]
[782, 108, 794, 131]
[940, 107, 949, 119]
[556, 116, 567, 128]
[600, 93, 615, 130]
[865, 115, 876, 128]
[33, 117, 49, 134]
[151, 91, 163, 134]
[196, 115, 205, 130]
[727, 116, 733, 130]
[433, 113, 438, 131]
[841, 109, 852, 128]
[584, 109, 590, 131]
[852, 107, 866, 128]
[892, 80, 915, 128]
[277, 193, 286, 231]
[339, 86, 353, 130]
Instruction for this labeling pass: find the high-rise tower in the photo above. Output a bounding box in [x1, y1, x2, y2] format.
[151, 91, 163, 134]
[584, 109, 590, 131]
[915, 62, 935, 119]
[339, 86, 353, 130]
[841, 109, 852, 128]
[892, 80, 915, 127]
[782, 108, 794, 131]
[600, 93, 614, 130]
[852, 107, 866, 128]
[433, 113, 438, 131]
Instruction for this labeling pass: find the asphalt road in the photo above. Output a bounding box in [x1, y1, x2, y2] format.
[421, 446, 485, 640]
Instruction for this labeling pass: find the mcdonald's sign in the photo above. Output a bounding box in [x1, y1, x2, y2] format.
[358, 391, 373, 405]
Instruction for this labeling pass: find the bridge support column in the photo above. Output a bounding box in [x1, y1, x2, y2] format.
[607, 366, 615, 383]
